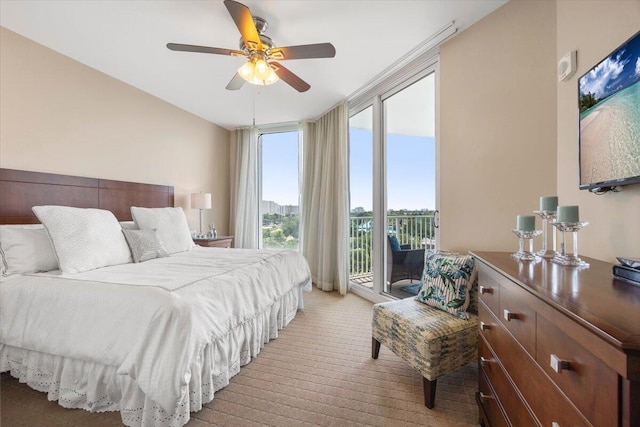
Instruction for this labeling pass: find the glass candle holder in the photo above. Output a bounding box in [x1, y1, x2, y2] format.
[533, 210, 558, 259]
[512, 229, 542, 261]
[550, 221, 589, 267]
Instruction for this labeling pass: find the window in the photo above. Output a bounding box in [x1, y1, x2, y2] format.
[349, 107, 374, 285]
[259, 130, 300, 250]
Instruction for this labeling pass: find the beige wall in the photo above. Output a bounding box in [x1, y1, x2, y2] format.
[440, 0, 640, 262]
[0, 27, 230, 234]
[439, 0, 557, 252]
[556, 1, 640, 262]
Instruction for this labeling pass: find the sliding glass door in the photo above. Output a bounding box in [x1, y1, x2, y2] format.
[349, 72, 436, 299]
[383, 74, 436, 296]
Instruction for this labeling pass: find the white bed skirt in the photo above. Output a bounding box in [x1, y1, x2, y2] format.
[1, 283, 308, 426]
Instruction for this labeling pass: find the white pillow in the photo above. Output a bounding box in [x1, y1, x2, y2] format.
[119, 221, 138, 230]
[0, 224, 45, 278]
[122, 229, 168, 263]
[130, 207, 194, 254]
[0, 227, 58, 280]
[32, 206, 132, 274]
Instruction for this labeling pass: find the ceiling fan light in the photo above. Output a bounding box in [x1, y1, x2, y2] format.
[264, 67, 279, 85]
[237, 57, 278, 86]
[252, 69, 278, 86]
[254, 59, 270, 80]
[238, 61, 255, 80]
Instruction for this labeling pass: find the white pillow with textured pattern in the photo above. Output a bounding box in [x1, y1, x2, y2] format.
[122, 229, 168, 263]
[32, 206, 132, 274]
[0, 226, 58, 280]
[119, 221, 138, 230]
[130, 207, 194, 254]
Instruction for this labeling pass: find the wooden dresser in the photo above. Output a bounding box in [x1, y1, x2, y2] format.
[471, 252, 640, 427]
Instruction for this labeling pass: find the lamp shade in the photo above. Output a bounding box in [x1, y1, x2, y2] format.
[191, 193, 211, 209]
[238, 59, 279, 86]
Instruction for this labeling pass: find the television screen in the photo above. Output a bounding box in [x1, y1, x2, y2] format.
[578, 30, 640, 190]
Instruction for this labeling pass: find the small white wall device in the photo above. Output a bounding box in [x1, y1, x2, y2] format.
[558, 50, 577, 82]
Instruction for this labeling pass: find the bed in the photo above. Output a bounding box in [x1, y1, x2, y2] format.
[0, 169, 312, 426]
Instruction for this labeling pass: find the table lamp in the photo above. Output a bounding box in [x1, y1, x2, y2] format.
[190, 192, 211, 235]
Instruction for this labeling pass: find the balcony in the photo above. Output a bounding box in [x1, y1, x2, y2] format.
[349, 213, 435, 296]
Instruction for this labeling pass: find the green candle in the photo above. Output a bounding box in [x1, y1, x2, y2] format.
[557, 205, 579, 223]
[540, 196, 558, 212]
[517, 215, 535, 231]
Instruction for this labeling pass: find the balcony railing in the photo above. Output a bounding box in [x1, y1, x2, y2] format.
[349, 214, 435, 278]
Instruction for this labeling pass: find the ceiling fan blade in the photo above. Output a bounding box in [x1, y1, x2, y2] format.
[226, 73, 246, 91]
[271, 62, 310, 93]
[269, 43, 336, 60]
[167, 43, 244, 57]
[224, 0, 262, 51]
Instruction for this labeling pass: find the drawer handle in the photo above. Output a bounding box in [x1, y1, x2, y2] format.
[503, 309, 518, 321]
[479, 286, 493, 294]
[479, 392, 493, 401]
[550, 354, 572, 374]
[480, 356, 493, 366]
[552, 423, 560, 427]
[480, 322, 491, 331]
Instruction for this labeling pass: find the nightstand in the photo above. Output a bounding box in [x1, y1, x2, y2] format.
[193, 236, 234, 248]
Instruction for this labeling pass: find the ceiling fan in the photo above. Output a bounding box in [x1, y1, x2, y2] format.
[167, 0, 336, 93]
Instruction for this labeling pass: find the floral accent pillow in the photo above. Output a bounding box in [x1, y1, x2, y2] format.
[416, 251, 477, 320]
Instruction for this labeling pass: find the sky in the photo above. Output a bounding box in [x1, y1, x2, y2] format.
[261, 131, 299, 205]
[349, 128, 435, 211]
[260, 128, 436, 211]
[579, 31, 640, 100]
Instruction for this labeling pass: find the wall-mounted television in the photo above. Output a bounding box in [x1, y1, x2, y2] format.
[578, 30, 640, 192]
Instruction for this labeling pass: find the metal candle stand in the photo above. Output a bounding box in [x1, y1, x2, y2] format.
[550, 221, 590, 267]
[534, 210, 558, 259]
[511, 229, 542, 261]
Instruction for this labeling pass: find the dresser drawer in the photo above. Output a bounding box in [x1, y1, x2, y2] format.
[536, 314, 618, 427]
[491, 311, 590, 427]
[478, 267, 501, 316]
[479, 370, 509, 427]
[498, 276, 536, 357]
[479, 300, 499, 351]
[479, 335, 537, 427]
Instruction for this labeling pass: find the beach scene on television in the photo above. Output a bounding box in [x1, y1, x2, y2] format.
[579, 31, 640, 187]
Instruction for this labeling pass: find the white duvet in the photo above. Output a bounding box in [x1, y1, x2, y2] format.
[0, 246, 311, 415]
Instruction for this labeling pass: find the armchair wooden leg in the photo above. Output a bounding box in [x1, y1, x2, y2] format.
[372, 337, 381, 359]
[423, 377, 437, 408]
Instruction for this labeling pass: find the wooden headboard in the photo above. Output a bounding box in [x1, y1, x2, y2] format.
[0, 168, 174, 224]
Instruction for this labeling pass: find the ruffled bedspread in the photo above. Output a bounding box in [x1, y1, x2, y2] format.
[0, 247, 311, 426]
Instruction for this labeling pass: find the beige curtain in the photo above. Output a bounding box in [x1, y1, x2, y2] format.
[301, 102, 349, 295]
[230, 127, 259, 249]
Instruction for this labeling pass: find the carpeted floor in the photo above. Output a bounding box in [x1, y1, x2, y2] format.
[1, 287, 478, 426]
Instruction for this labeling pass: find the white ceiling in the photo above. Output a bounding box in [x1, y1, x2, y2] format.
[0, 0, 506, 130]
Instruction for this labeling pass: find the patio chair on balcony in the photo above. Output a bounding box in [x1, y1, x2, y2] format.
[387, 235, 425, 286]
